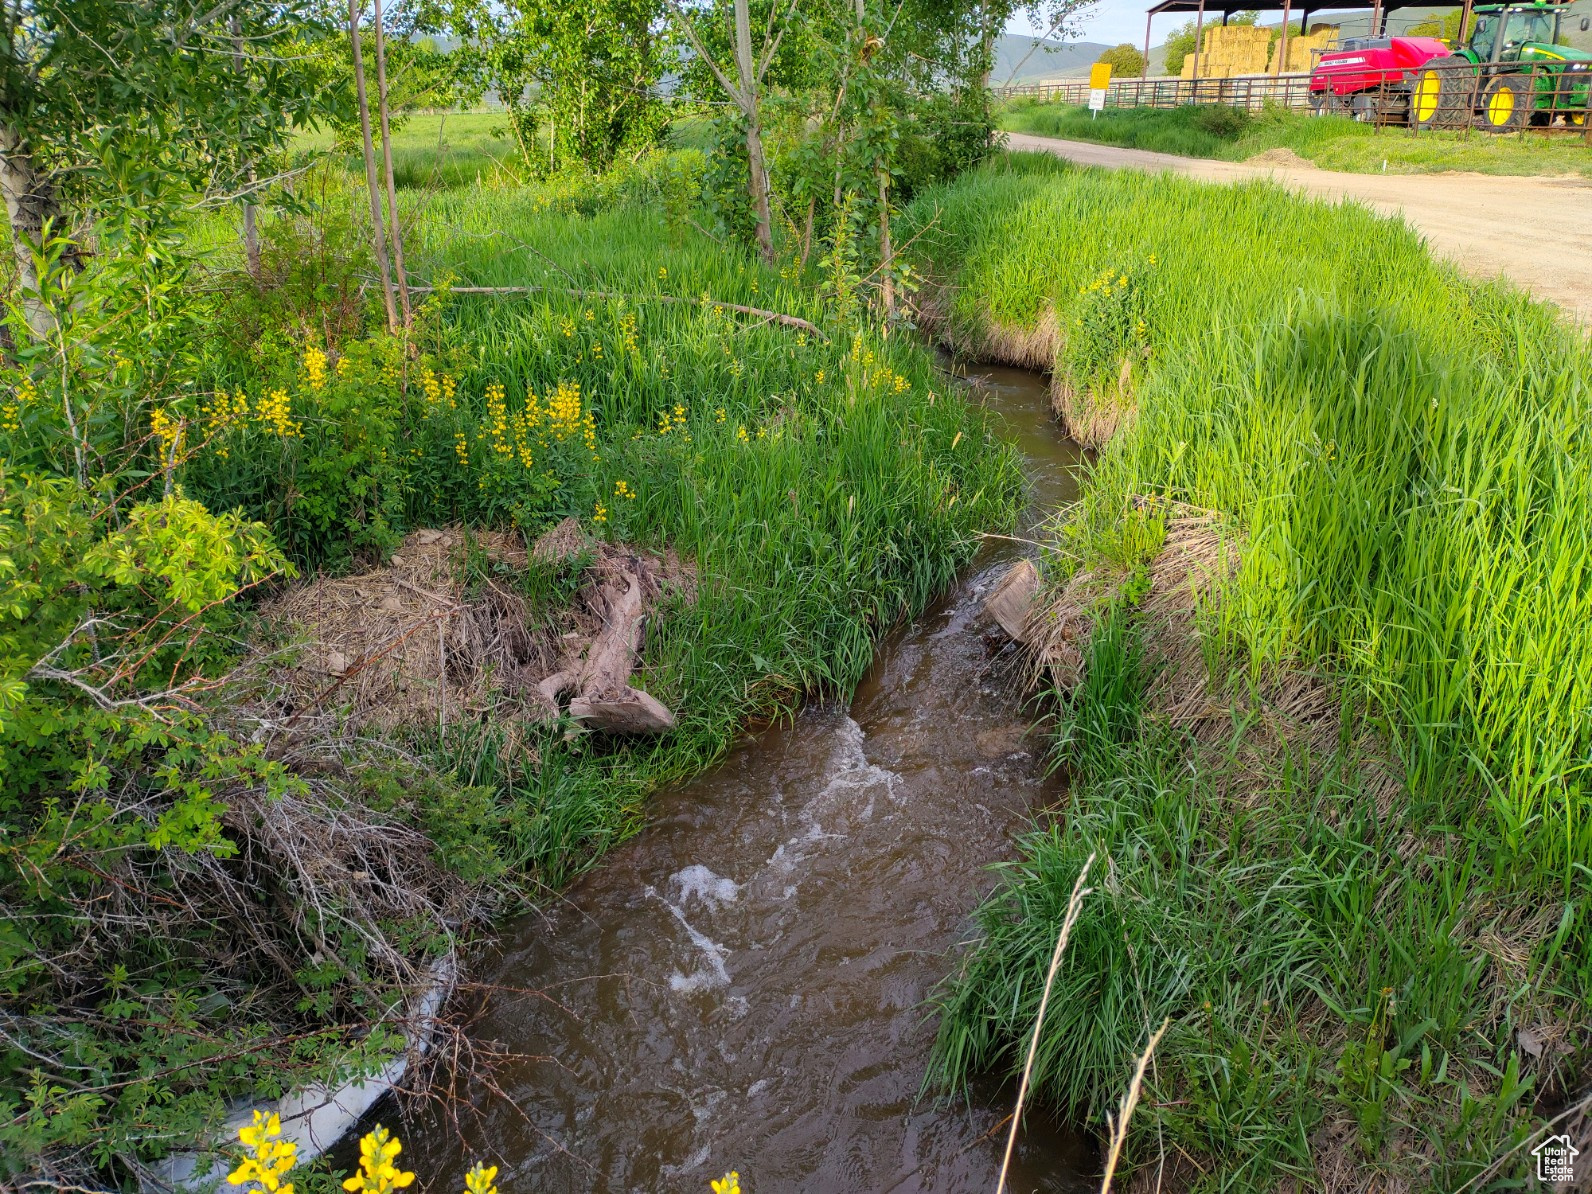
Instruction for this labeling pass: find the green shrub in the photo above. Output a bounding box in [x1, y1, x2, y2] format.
[1189, 102, 1251, 138]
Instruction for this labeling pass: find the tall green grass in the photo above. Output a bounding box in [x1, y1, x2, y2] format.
[909, 155, 1592, 1184]
[292, 112, 531, 189]
[932, 615, 1567, 1187]
[904, 153, 1592, 872]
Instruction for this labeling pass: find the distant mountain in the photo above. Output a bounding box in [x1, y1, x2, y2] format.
[993, 34, 1113, 84]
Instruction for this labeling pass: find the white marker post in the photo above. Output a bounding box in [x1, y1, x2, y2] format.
[1089, 61, 1112, 117]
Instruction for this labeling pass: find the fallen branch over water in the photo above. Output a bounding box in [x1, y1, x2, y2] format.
[404, 281, 828, 340]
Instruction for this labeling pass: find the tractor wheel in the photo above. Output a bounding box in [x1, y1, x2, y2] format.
[1411, 61, 1473, 130]
[1478, 73, 1531, 132]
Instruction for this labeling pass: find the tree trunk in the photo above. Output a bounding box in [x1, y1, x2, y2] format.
[980, 2, 993, 91]
[371, 0, 411, 327]
[877, 165, 894, 319]
[732, 0, 774, 263]
[0, 126, 56, 341]
[743, 120, 775, 263]
[349, 0, 399, 332]
[230, 16, 261, 278]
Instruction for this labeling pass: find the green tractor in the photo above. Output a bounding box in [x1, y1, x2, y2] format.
[1410, 2, 1592, 131]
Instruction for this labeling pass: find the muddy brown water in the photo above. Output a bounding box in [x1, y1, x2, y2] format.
[402, 364, 1094, 1192]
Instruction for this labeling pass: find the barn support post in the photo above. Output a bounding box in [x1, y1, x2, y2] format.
[1279, 0, 1293, 74]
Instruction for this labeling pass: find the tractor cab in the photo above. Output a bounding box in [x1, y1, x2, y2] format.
[1408, 0, 1591, 131]
[1460, 4, 1564, 64]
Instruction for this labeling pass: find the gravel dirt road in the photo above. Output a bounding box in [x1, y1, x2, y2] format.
[1005, 131, 1592, 326]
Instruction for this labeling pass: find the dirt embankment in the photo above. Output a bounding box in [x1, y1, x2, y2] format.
[1004, 131, 1592, 327]
[264, 522, 691, 736]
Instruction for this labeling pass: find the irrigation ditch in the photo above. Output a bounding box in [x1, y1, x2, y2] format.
[347, 361, 1101, 1193]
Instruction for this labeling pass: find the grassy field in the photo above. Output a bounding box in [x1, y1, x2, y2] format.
[1000, 98, 1592, 176]
[293, 111, 531, 188]
[292, 110, 717, 190]
[905, 153, 1592, 1186]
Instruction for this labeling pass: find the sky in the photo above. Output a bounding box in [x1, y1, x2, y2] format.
[1040, 1, 1156, 46]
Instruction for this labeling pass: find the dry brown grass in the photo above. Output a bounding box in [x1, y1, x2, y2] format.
[261, 523, 691, 733]
[1050, 356, 1137, 450]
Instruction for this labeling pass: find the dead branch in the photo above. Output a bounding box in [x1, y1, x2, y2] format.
[401, 281, 827, 340]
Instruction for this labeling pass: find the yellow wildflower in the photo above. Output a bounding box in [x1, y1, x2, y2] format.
[711, 1173, 741, 1194]
[463, 1164, 498, 1194]
[1, 376, 32, 433]
[658, 265, 668, 279]
[256, 389, 300, 438]
[815, 369, 825, 385]
[151, 406, 186, 460]
[342, 1125, 413, 1194]
[735, 425, 749, 444]
[485, 382, 512, 458]
[614, 479, 635, 500]
[592, 499, 608, 525]
[303, 347, 328, 392]
[715, 407, 726, 423]
[455, 433, 470, 466]
[420, 368, 442, 405]
[547, 379, 584, 441]
[227, 1110, 297, 1194]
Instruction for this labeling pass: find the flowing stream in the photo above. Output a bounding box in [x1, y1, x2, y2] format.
[404, 364, 1092, 1192]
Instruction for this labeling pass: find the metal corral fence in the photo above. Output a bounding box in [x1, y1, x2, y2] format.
[996, 62, 1592, 141]
[996, 74, 1316, 112]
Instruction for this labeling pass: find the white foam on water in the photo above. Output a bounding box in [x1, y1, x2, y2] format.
[646, 885, 732, 992]
[671, 864, 742, 908]
[660, 1144, 713, 1180]
[761, 717, 901, 884]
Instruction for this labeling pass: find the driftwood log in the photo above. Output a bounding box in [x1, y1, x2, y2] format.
[533, 519, 677, 734]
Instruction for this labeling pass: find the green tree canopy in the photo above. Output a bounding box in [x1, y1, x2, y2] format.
[0, 0, 344, 336]
[1097, 42, 1146, 77]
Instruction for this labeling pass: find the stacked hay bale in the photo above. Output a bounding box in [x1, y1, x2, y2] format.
[1270, 25, 1338, 73]
[1180, 24, 1272, 78]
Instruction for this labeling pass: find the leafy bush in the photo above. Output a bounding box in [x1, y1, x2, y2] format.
[1189, 102, 1251, 138]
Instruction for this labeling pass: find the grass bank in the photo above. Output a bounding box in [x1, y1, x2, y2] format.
[906, 154, 1592, 1186]
[1000, 98, 1592, 177]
